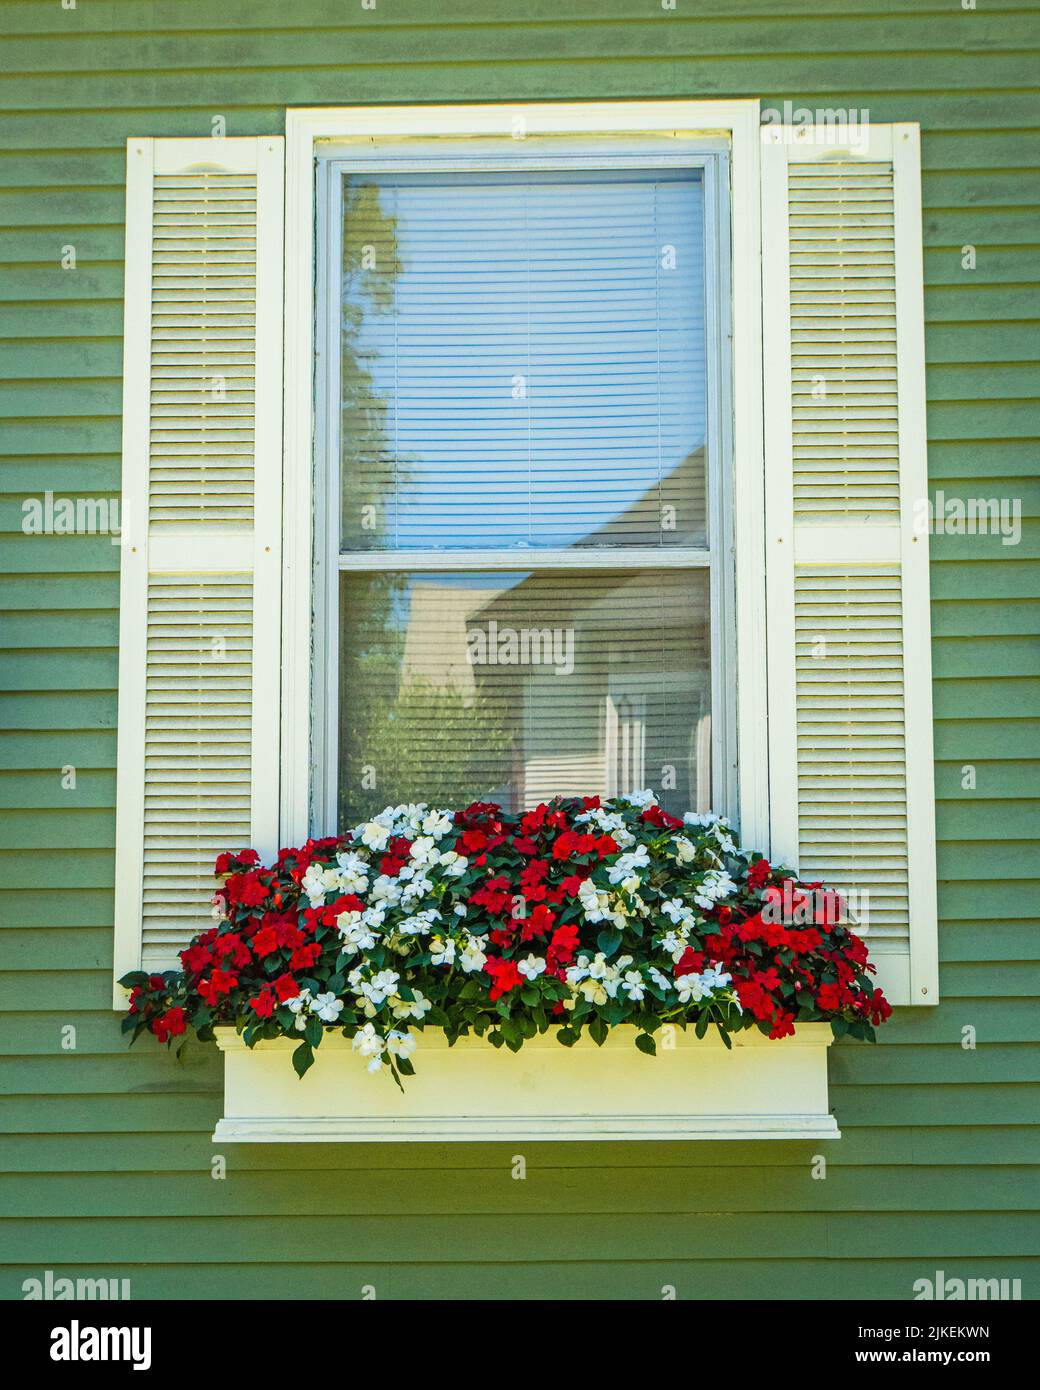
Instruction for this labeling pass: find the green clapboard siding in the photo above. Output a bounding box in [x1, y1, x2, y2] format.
[1, 0, 1038, 1301]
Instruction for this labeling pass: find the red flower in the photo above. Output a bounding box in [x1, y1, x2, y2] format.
[867, 988, 892, 1026]
[225, 872, 268, 908]
[674, 948, 706, 977]
[249, 988, 276, 1019]
[197, 969, 238, 1005]
[151, 1007, 186, 1043]
[180, 942, 212, 974]
[640, 804, 683, 830]
[768, 1010, 796, 1040]
[816, 981, 851, 1012]
[290, 941, 322, 970]
[547, 923, 580, 969]
[215, 848, 260, 876]
[485, 956, 523, 1001]
[251, 925, 279, 958]
[520, 903, 556, 942]
[746, 857, 771, 890]
[273, 972, 301, 1002]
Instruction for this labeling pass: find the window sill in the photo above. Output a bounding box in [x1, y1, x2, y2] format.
[212, 1024, 840, 1144]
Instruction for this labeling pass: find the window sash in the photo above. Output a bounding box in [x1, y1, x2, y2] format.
[314, 143, 735, 832]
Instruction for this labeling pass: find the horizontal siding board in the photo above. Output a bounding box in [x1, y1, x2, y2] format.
[0, 0, 1035, 1300]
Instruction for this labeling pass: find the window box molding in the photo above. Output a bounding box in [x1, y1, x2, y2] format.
[212, 1023, 839, 1144]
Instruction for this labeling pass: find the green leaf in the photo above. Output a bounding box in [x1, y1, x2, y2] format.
[291, 1041, 314, 1079]
[635, 1032, 656, 1057]
[588, 1016, 608, 1047]
[304, 1015, 323, 1048]
[596, 926, 623, 958]
[831, 1016, 850, 1039]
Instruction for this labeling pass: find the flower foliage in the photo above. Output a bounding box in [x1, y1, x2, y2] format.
[121, 794, 891, 1085]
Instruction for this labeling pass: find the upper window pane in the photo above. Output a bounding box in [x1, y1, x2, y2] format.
[339, 168, 707, 551]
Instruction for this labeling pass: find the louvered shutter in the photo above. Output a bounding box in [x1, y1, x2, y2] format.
[113, 137, 284, 1001]
[762, 124, 938, 1007]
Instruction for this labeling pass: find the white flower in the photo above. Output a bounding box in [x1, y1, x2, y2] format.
[391, 988, 432, 1021]
[438, 850, 468, 877]
[429, 936, 456, 966]
[300, 863, 341, 906]
[352, 968, 399, 1013]
[335, 851, 370, 892]
[606, 845, 650, 886]
[683, 811, 726, 829]
[458, 937, 487, 973]
[623, 788, 657, 808]
[693, 869, 737, 911]
[518, 954, 546, 981]
[400, 874, 433, 904]
[398, 908, 440, 937]
[621, 969, 646, 1001]
[578, 885, 625, 927]
[409, 835, 439, 866]
[673, 836, 697, 864]
[648, 965, 672, 993]
[386, 1029, 416, 1059]
[422, 810, 454, 839]
[351, 1022, 386, 1072]
[286, 987, 312, 1030]
[312, 991, 344, 1023]
[338, 914, 378, 955]
[359, 821, 391, 852]
[578, 977, 608, 1005]
[369, 874, 403, 906]
[661, 897, 693, 925]
[286, 988, 311, 1015]
[675, 972, 709, 1004]
[660, 930, 688, 962]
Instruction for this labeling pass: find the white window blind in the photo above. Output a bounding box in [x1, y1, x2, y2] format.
[339, 169, 707, 551]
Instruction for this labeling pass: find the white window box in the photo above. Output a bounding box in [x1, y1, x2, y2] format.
[212, 1024, 839, 1143]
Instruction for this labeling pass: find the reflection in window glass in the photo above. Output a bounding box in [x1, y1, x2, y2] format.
[339, 569, 711, 826]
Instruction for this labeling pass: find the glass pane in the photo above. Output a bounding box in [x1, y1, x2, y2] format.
[339, 169, 707, 551]
[339, 568, 711, 826]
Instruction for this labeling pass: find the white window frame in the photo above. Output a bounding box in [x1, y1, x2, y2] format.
[282, 100, 767, 848]
[312, 139, 734, 832]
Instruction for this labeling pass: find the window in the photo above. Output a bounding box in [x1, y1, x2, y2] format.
[314, 152, 733, 831]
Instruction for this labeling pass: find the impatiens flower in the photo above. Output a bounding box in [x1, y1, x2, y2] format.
[359, 821, 392, 852]
[273, 972, 301, 1003]
[351, 1022, 386, 1072]
[386, 1029, 416, 1059]
[151, 1007, 186, 1043]
[249, 988, 276, 1019]
[621, 969, 646, 1001]
[312, 992, 344, 1023]
[517, 954, 547, 981]
[458, 936, 488, 973]
[391, 988, 432, 1022]
[429, 936, 456, 966]
[485, 956, 523, 1001]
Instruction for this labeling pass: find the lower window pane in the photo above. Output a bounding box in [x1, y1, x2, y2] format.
[339, 568, 710, 827]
